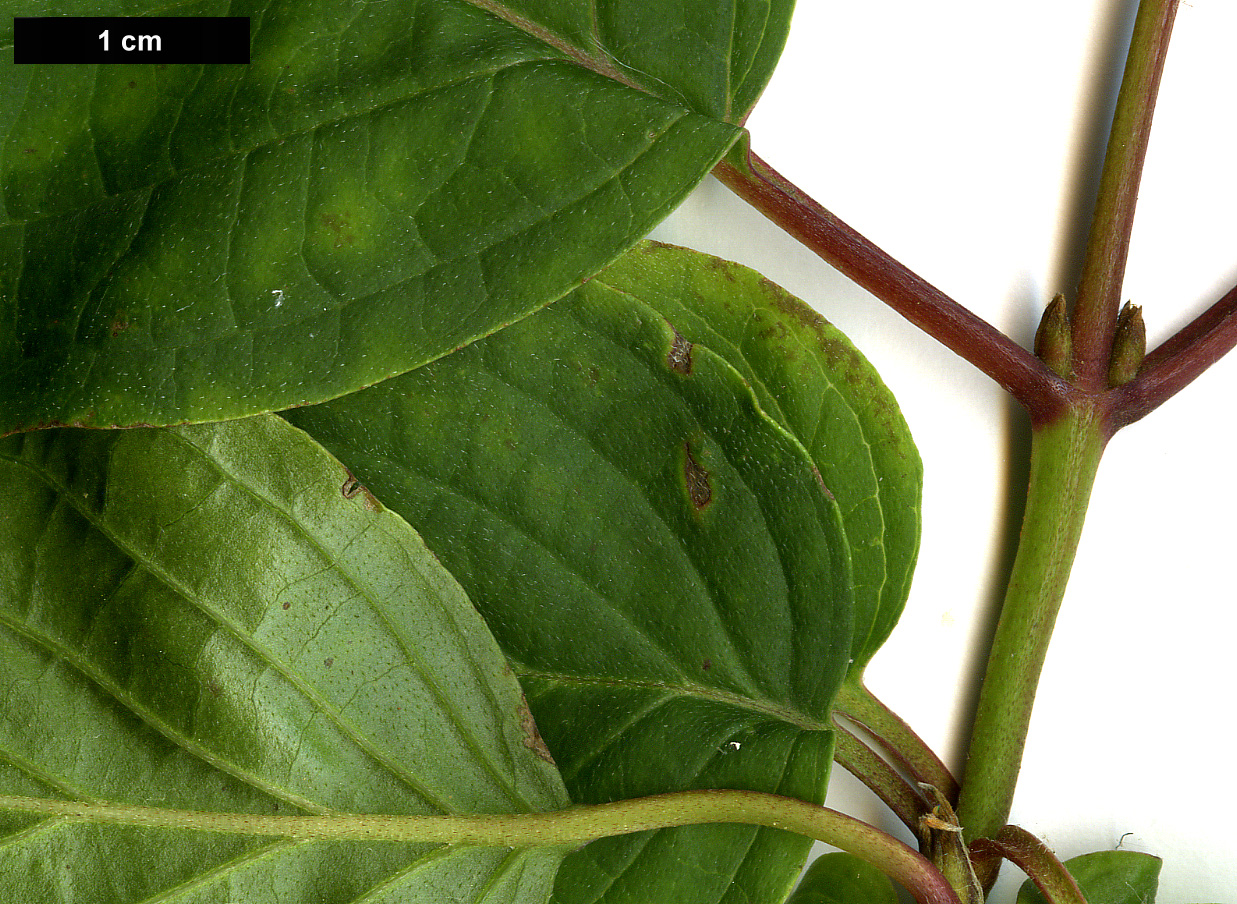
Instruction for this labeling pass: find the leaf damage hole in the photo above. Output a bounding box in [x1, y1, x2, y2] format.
[667, 326, 693, 375]
[518, 697, 556, 765]
[683, 443, 713, 511]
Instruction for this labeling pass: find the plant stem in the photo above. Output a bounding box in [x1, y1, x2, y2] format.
[1112, 280, 1237, 427]
[713, 150, 1069, 423]
[955, 406, 1107, 843]
[0, 790, 962, 904]
[971, 825, 1088, 904]
[1070, 0, 1180, 389]
[833, 723, 929, 831]
[835, 680, 959, 803]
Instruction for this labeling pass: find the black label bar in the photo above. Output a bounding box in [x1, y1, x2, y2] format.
[14, 17, 250, 64]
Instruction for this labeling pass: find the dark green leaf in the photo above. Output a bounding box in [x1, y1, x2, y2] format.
[1017, 851, 1162, 904]
[0, 415, 569, 902]
[785, 852, 899, 904]
[0, 0, 792, 433]
[589, 241, 921, 672]
[285, 272, 855, 904]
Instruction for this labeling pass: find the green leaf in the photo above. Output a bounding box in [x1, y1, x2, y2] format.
[0, 0, 792, 434]
[588, 241, 921, 672]
[0, 415, 569, 903]
[785, 852, 899, 904]
[1017, 851, 1162, 904]
[284, 270, 855, 904]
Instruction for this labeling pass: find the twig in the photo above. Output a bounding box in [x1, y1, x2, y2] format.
[1070, 0, 1181, 388]
[714, 151, 1070, 423]
[1111, 281, 1237, 427]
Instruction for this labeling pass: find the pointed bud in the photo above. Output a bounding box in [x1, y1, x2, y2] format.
[1107, 303, 1146, 387]
[1034, 294, 1072, 378]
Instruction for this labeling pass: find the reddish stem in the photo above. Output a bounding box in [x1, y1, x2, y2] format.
[714, 151, 1070, 424]
[970, 825, 1087, 904]
[1111, 281, 1237, 427]
[833, 723, 930, 832]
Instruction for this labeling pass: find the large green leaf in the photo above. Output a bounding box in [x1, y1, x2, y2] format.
[785, 852, 898, 904]
[587, 241, 921, 672]
[0, 415, 569, 902]
[1016, 851, 1162, 904]
[284, 271, 854, 904]
[0, 0, 793, 434]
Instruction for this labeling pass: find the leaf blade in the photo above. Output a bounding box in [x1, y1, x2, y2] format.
[285, 269, 855, 904]
[0, 415, 568, 902]
[595, 241, 923, 672]
[1016, 851, 1163, 904]
[1, 1, 793, 433]
[785, 851, 900, 904]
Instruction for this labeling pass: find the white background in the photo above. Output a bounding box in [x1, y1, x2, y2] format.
[651, 1, 1237, 901]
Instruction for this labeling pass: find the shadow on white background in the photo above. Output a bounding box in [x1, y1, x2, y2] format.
[652, 1, 1237, 900]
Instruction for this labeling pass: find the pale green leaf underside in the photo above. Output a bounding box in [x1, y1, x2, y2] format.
[0, 0, 793, 434]
[285, 271, 854, 904]
[595, 242, 922, 673]
[0, 415, 568, 903]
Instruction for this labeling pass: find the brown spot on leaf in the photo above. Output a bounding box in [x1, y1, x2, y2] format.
[324, 657, 334, 668]
[702, 659, 712, 671]
[811, 465, 835, 501]
[320, 211, 355, 248]
[518, 697, 555, 765]
[109, 319, 130, 338]
[282, 602, 291, 610]
[666, 327, 693, 375]
[683, 443, 712, 511]
[342, 470, 384, 512]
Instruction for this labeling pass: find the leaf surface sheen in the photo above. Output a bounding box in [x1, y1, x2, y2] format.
[0, 0, 793, 434]
[0, 415, 569, 903]
[285, 257, 857, 904]
[597, 242, 922, 673]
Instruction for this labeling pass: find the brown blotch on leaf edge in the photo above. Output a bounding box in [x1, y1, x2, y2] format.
[683, 443, 713, 511]
[518, 697, 556, 765]
[667, 327, 693, 375]
[341, 470, 384, 512]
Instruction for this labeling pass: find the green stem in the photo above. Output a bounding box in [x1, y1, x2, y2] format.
[1070, 0, 1180, 388]
[956, 406, 1107, 843]
[835, 680, 959, 803]
[0, 790, 961, 904]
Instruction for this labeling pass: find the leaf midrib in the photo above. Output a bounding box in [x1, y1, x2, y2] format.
[6, 0, 733, 232]
[514, 668, 831, 734]
[459, 0, 655, 98]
